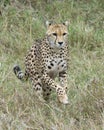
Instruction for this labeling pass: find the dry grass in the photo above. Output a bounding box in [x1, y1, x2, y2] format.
[0, 0, 104, 129]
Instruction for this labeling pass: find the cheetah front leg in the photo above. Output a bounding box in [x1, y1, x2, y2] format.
[42, 73, 69, 104]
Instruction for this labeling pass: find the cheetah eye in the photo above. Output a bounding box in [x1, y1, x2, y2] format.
[52, 33, 57, 36]
[63, 33, 67, 36]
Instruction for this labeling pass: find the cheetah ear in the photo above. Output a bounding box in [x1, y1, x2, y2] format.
[63, 21, 70, 26]
[46, 21, 52, 28]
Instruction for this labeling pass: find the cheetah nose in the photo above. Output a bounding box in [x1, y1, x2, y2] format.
[58, 42, 63, 45]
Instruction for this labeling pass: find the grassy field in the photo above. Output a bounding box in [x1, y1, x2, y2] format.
[0, 0, 104, 129]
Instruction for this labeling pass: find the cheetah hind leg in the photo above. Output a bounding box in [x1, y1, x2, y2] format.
[31, 77, 45, 102]
[42, 85, 52, 102]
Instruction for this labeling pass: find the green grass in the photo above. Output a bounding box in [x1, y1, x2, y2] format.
[0, 0, 104, 129]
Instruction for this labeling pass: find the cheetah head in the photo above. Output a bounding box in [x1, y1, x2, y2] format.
[46, 21, 69, 48]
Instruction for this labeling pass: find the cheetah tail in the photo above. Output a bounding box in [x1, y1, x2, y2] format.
[13, 65, 28, 81]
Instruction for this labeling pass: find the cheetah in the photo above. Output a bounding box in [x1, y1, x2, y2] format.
[13, 21, 69, 104]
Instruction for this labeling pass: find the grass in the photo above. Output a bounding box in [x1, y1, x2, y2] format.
[0, 0, 104, 129]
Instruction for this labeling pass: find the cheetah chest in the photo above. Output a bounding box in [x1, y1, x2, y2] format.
[45, 57, 67, 79]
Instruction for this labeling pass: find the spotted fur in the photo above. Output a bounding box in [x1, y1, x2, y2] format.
[13, 21, 69, 104]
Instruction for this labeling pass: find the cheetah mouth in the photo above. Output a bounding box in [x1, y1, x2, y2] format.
[48, 41, 64, 49]
[56, 43, 65, 48]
